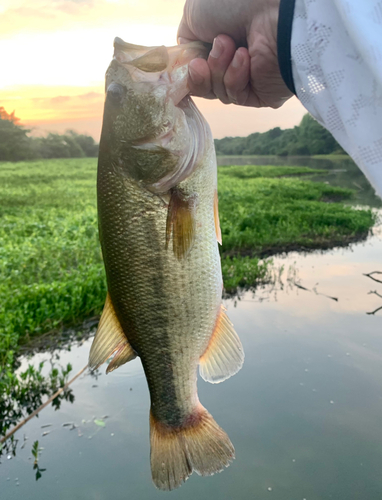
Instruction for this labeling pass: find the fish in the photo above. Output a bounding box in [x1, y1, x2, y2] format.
[89, 37, 244, 490]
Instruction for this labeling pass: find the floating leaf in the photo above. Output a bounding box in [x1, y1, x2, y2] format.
[94, 419, 106, 427]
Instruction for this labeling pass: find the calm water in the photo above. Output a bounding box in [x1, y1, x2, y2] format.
[2, 157, 382, 499]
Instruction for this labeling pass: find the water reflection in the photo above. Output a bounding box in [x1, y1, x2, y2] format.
[0, 362, 75, 459]
[1, 229, 381, 498]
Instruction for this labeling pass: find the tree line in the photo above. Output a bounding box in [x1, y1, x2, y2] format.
[1, 106, 345, 162]
[214, 113, 346, 156]
[0, 107, 98, 162]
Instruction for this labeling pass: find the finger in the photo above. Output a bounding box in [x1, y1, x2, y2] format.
[187, 58, 216, 99]
[223, 47, 251, 106]
[208, 35, 237, 105]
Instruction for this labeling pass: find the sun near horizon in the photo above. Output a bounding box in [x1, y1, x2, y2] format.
[0, 0, 306, 142]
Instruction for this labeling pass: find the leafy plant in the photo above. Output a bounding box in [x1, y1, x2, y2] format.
[32, 440, 46, 481]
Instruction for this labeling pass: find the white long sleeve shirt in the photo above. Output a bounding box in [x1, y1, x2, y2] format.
[278, 0, 382, 197]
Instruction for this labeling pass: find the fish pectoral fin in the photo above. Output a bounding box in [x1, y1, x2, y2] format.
[214, 189, 222, 245]
[199, 305, 244, 384]
[165, 188, 198, 260]
[89, 292, 136, 372]
[128, 46, 169, 72]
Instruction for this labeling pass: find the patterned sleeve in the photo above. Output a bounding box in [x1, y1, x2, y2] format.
[278, 0, 382, 197]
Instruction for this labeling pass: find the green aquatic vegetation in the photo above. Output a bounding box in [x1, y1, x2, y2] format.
[0, 160, 106, 376]
[221, 256, 273, 294]
[218, 175, 375, 255]
[0, 159, 376, 405]
[218, 164, 327, 179]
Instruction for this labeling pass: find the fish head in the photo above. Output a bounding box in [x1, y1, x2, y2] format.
[100, 37, 211, 192]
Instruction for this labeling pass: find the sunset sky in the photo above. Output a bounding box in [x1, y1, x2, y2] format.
[0, 0, 306, 140]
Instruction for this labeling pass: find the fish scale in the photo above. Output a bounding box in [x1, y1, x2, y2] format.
[98, 144, 221, 423]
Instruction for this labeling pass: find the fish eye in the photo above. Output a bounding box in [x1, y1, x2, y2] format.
[107, 83, 126, 104]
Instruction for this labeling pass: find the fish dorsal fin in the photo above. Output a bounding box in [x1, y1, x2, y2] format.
[199, 305, 244, 384]
[166, 189, 198, 260]
[89, 293, 136, 372]
[128, 46, 169, 72]
[214, 189, 222, 245]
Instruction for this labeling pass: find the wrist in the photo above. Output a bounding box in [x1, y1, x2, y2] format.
[247, 0, 280, 55]
[276, 0, 296, 94]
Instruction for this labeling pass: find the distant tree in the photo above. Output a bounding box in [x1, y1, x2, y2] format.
[66, 130, 99, 157]
[31, 130, 98, 159]
[0, 107, 34, 161]
[214, 113, 347, 157]
[34, 133, 73, 158]
[0, 107, 99, 161]
[297, 114, 339, 155]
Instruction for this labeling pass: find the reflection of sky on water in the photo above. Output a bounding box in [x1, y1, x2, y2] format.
[2, 233, 382, 499]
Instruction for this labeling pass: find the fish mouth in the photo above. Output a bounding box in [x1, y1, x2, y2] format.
[113, 37, 211, 75]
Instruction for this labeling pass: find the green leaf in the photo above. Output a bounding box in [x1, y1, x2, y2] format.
[94, 419, 106, 427]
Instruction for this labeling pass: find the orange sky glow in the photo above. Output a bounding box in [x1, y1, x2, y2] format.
[0, 0, 306, 140]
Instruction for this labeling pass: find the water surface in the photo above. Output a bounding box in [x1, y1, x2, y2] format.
[1, 157, 382, 499]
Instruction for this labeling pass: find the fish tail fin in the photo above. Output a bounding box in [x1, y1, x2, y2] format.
[150, 405, 234, 491]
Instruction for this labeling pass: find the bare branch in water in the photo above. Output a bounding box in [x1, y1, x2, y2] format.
[364, 272, 382, 284]
[366, 305, 382, 316]
[292, 281, 338, 302]
[368, 290, 382, 300]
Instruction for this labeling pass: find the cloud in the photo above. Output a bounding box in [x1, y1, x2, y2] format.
[0, 0, 184, 38]
[78, 92, 103, 100]
[50, 95, 72, 104]
[1, 85, 104, 125]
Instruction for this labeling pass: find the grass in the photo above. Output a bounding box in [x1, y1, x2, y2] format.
[217, 164, 327, 179]
[0, 159, 376, 383]
[311, 154, 350, 160]
[218, 173, 373, 256]
[0, 160, 106, 374]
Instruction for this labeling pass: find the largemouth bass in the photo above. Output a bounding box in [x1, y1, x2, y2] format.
[89, 37, 244, 490]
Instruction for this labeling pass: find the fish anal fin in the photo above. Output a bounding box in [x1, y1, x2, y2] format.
[214, 189, 222, 245]
[106, 341, 136, 373]
[199, 305, 244, 384]
[128, 46, 169, 72]
[165, 189, 198, 260]
[89, 292, 136, 372]
[150, 405, 234, 491]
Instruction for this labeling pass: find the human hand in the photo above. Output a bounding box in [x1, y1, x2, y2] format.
[177, 0, 292, 108]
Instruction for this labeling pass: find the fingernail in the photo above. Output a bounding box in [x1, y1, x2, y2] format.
[189, 63, 204, 85]
[210, 37, 223, 59]
[232, 50, 244, 69]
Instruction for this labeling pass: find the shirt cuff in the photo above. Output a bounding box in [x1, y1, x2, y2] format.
[277, 0, 297, 95]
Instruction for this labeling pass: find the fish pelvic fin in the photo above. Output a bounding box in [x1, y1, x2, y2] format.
[165, 188, 198, 260]
[150, 405, 234, 491]
[199, 305, 244, 384]
[214, 189, 222, 245]
[88, 292, 136, 372]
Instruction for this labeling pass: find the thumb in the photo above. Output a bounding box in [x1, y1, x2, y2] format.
[177, 16, 197, 44]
